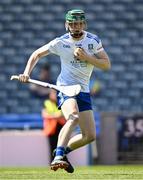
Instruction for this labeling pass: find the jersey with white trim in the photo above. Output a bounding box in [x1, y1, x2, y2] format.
[44, 31, 104, 92]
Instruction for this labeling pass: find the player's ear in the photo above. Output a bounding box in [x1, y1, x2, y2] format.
[65, 22, 68, 31]
[84, 21, 87, 30]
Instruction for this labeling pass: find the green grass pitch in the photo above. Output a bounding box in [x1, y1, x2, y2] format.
[0, 165, 143, 180]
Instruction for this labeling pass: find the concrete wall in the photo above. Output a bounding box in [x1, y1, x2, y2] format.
[98, 112, 118, 164]
[0, 130, 88, 167]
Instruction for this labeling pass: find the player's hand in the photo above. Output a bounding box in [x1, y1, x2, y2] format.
[74, 47, 88, 61]
[18, 74, 30, 83]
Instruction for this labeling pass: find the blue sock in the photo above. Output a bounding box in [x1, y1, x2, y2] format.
[55, 146, 65, 157]
[65, 147, 72, 154]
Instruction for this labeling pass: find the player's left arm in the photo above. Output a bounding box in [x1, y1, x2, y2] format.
[91, 50, 111, 70]
[74, 48, 111, 70]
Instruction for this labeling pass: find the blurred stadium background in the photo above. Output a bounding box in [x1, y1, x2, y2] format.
[0, 0, 143, 167]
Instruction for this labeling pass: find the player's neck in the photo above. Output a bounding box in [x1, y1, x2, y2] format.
[70, 31, 85, 41]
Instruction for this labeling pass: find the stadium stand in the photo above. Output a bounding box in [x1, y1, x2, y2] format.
[0, 114, 43, 130]
[0, 0, 143, 116]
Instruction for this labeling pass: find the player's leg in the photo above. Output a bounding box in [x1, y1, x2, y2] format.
[48, 123, 64, 162]
[57, 98, 79, 147]
[51, 98, 79, 172]
[66, 110, 96, 151]
[51, 109, 96, 172]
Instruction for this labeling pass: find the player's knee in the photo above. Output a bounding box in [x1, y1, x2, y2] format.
[87, 133, 96, 143]
[67, 112, 79, 126]
[83, 133, 96, 143]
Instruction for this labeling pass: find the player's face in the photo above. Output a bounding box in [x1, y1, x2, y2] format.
[67, 21, 85, 34]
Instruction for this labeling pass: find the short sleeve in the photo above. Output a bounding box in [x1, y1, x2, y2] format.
[94, 39, 104, 54]
[48, 38, 59, 54]
[40, 38, 59, 55]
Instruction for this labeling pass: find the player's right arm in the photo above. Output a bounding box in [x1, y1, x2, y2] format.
[19, 47, 50, 82]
